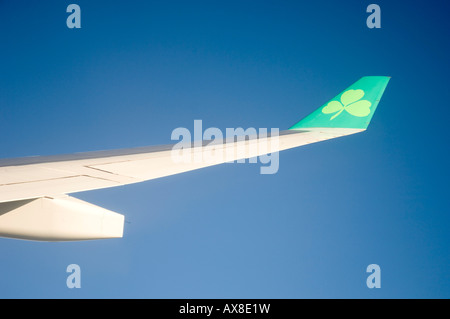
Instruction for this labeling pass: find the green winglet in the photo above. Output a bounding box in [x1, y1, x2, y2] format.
[289, 76, 390, 130]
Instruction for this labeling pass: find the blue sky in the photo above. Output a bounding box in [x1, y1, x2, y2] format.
[0, 0, 449, 298]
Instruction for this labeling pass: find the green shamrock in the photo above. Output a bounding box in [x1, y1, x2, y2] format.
[322, 89, 372, 120]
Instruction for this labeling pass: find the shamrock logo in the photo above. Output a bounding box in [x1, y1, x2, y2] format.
[322, 89, 372, 120]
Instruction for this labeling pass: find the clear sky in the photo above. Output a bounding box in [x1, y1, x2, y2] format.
[0, 0, 449, 298]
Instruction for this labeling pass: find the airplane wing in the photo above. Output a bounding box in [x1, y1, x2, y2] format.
[0, 76, 390, 241]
